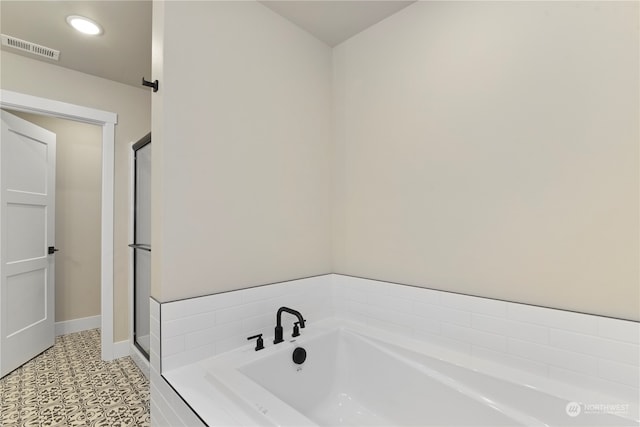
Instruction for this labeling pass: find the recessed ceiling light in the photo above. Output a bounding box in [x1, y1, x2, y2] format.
[66, 15, 103, 36]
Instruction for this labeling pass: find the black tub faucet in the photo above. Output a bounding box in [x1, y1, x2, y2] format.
[274, 307, 305, 344]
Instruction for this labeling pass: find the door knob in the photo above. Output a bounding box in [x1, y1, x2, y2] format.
[48, 246, 59, 255]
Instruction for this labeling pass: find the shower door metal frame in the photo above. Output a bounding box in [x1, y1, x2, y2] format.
[131, 132, 151, 360]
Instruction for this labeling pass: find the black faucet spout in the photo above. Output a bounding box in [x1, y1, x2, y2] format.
[277, 307, 305, 328]
[274, 306, 305, 344]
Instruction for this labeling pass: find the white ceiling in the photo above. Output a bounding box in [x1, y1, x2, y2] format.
[260, 1, 415, 47]
[0, 1, 414, 88]
[0, 1, 152, 88]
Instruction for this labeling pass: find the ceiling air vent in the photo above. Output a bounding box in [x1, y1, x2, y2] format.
[1, 34, 60, 61]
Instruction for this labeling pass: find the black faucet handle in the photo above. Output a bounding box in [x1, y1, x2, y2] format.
[292, 322, 301, 337]
[274, 325, 284, 344]
[247, 334, 264, 351]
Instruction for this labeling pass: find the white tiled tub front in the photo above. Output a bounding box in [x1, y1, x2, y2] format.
[150, 274, 639, 426]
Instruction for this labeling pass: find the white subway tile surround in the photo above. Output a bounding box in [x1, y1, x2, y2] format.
[161, 275, 333, 371]
[150, 298, 207, 427]
[333, 275, 640, 401]
[158, 274, 639, 404]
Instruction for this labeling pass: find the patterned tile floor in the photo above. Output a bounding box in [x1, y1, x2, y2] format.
[0, 329, 150, 427]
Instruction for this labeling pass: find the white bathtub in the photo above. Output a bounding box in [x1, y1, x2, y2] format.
[165, 319, 639, 427]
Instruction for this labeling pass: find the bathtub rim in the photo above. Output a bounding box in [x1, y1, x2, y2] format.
[164, 317, 640, 426]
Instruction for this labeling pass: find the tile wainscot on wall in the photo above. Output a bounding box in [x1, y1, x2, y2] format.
[150, 274, 639, 426]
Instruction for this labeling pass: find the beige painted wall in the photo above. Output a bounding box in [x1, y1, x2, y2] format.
[152, 1, 638, 320]
[333, 2, 639, 320]
[11, 112, 102, 322]
[1, 51, 151, 340]
[151, 1, 333, 302]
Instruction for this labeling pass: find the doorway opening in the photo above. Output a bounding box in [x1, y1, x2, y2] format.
[0, 89, 118, 361]
[7, 111, 102, 340]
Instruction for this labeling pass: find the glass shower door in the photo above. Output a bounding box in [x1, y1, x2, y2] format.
[131, 134, 151, 359]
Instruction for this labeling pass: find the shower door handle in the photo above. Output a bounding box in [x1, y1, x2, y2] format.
[128, 244, 151, 252]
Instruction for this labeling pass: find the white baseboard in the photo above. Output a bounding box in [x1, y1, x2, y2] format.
[55, 315, 101, 336]
[112, 339, 130, 359]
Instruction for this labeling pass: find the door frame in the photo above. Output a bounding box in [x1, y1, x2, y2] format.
[0, 89, 119, 361]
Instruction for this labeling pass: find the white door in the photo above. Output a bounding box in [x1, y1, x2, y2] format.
[0, 110, 56, 378]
